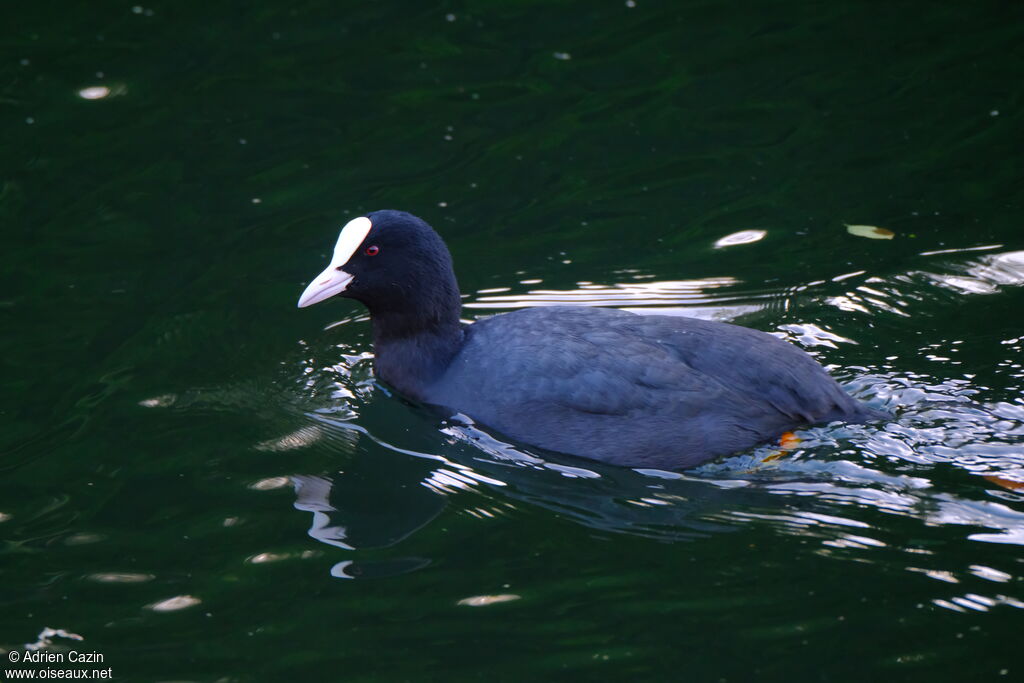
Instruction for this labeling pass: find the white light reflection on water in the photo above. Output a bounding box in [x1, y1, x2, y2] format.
[927, 250, 1024, 293]
[713, 229, 767, 249]
[78, 86, 110, 100]
[465, 276, 764, 321]
[826, 249, 1024, 317]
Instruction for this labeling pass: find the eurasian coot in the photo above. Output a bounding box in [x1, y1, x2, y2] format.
[298, 210, 887, 470]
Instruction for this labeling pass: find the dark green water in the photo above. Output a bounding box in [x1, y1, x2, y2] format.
[3, 1, 1024, 680]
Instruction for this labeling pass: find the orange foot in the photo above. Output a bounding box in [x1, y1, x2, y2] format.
[762, 432, 801, 463]
[779, 431, 801, 449]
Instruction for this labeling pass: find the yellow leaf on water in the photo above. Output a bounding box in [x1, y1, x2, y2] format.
[985, 475, 1024, 491]
[846, 224, 895, 240]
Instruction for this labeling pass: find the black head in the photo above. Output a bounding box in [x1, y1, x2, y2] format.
[297, 210, 461, 333]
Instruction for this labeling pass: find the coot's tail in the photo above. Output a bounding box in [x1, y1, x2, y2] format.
[829, 402, 892, 424]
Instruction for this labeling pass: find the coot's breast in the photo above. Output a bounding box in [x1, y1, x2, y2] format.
[425, 307, 877, 469]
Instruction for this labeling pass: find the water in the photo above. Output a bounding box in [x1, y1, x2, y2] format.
[2, 1, 1023, 680]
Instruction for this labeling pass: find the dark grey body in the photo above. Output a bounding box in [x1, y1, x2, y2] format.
[422, 306, 884, 470]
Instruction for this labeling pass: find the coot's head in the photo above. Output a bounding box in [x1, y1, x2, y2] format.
[297, 210, 460, 322]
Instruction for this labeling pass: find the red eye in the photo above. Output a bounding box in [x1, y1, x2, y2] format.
[365, 245, 380, 256]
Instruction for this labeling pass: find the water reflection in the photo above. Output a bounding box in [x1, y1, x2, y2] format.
[925, 249, 1024, 294]
[269, 405, 1024, 622]
[291, 467, 446, 550]
[77, 86, 110, 100]
[460, 249, 1024, 326]
[826, 249, 1024, 317]
[466, 276, 763, 320]
[713, 229, 767, 248]
[142, 245, 1024, 606]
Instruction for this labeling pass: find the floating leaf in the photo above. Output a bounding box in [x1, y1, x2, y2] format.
[78, 86, 111, 100]
[984, 475, 1024, 491]
[846, 224, 895, 240]
[249, 476, 290, 491]
[457, 594, 520, 607]
[148, 595, 201, 612]
[88, 572, 154, 583]
[254, 425, 323, 452]
[248, 552, 291, 564]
